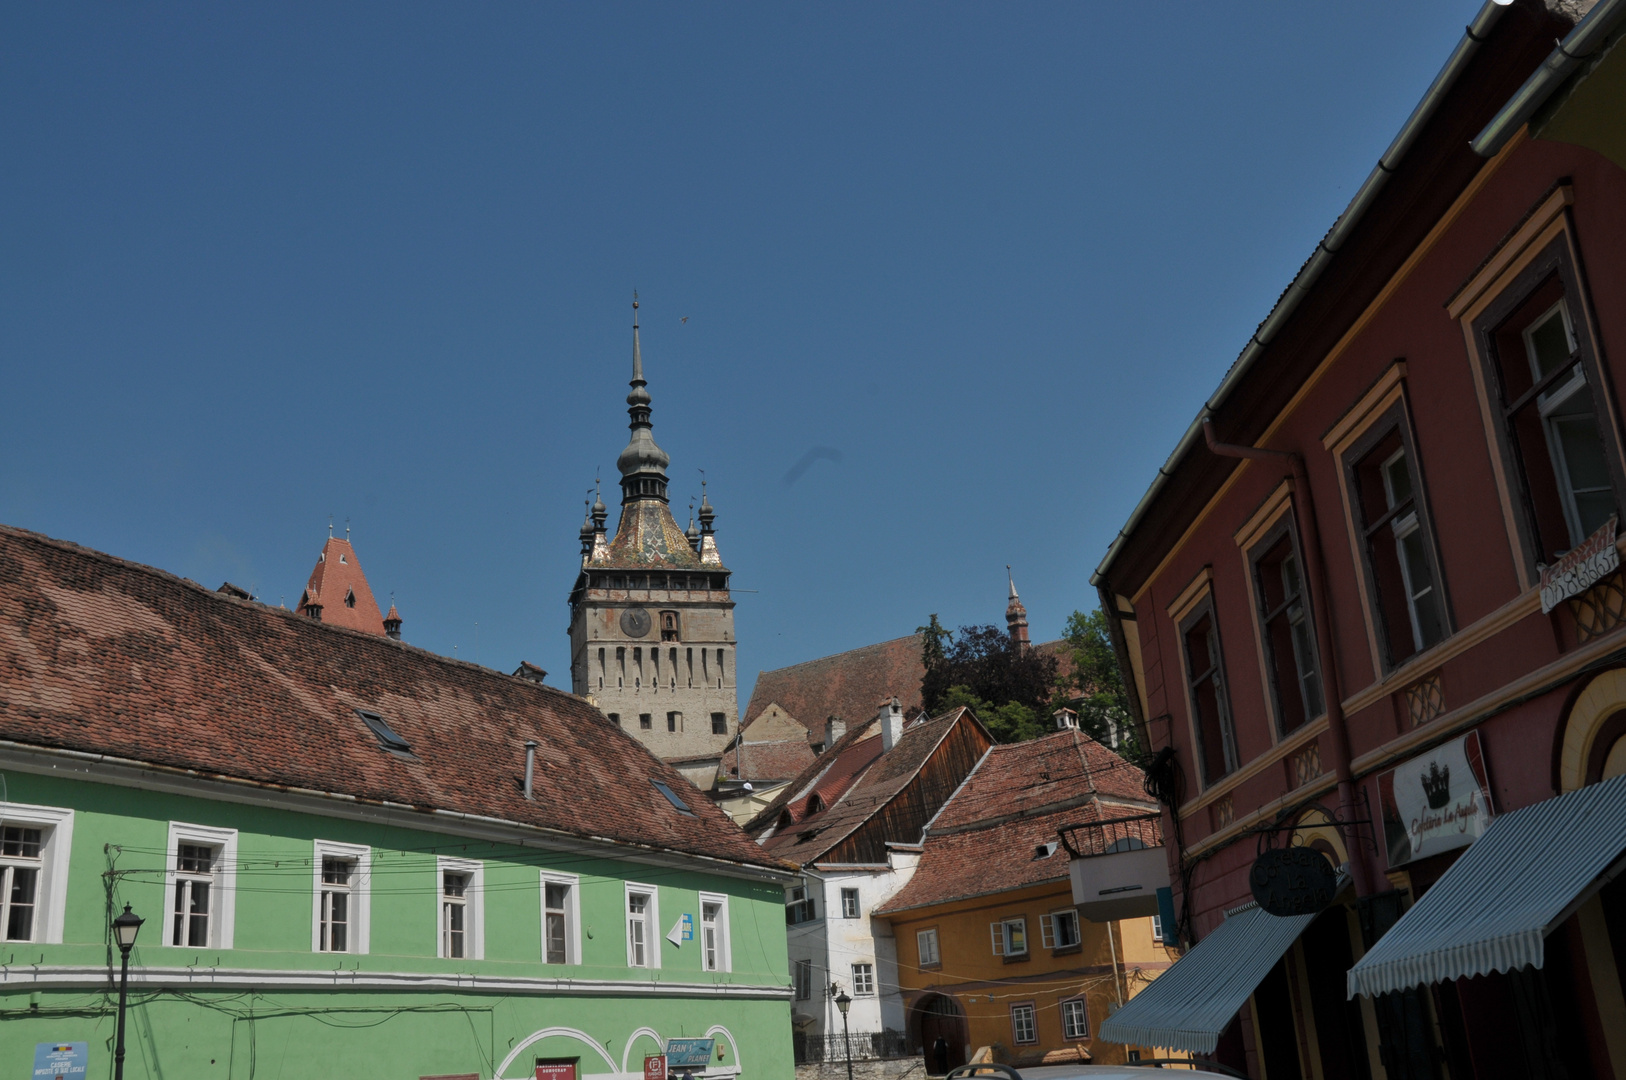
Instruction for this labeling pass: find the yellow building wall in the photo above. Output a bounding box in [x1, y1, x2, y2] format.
[885, 879, 1174, 1067]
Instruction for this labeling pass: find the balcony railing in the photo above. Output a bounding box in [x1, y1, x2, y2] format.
[1058, 812, 1163, 858]
[1059, 813, 1168, 921]
[792, 1030, 912, 1064]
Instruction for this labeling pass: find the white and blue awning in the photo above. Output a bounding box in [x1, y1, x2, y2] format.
[1097, 901, 1318, 1054]
[1348, 772, 1626, 999]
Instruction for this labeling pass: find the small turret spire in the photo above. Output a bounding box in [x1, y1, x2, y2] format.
[616, 293, 670, 502]
[1005, 565, 1030, 651]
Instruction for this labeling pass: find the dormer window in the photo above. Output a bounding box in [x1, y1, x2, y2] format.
[344, 590, 356, 609]
[806, 794, 825, 816]
[777, 810, 793, 831]
[339, 554, 347, 564]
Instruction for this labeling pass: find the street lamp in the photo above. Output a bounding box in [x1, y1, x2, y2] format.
[834, 990, 854, 1080]
[111, 904, 143, 1080]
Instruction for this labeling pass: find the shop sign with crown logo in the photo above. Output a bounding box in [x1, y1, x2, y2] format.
[1377, 730, 1494, 867]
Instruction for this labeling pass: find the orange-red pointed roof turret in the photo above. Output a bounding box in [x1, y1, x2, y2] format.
[296, 537, 387, 635]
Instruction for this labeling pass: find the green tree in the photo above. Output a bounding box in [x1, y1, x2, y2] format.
[1055, 608, 1140, 755]
[920, 622, 1058, 743]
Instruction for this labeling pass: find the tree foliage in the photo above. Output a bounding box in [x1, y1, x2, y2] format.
[918, 620, 1058, 743]
[1054, 608, 1140, 756]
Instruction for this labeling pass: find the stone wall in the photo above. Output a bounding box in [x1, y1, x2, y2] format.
[795, 1057, 926, 1080]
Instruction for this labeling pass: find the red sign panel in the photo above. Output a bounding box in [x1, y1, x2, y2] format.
[536, 1064, 577, 1080]
[644, 1055, 667, 1080]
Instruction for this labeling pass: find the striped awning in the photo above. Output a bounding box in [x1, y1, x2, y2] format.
[1097, 902, 1318, 1054]
[1348, 772, 1626, 1000]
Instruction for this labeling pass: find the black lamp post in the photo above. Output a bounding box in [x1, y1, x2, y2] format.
[834, 989, 854, 1080]
[111, 904, 143, 1080]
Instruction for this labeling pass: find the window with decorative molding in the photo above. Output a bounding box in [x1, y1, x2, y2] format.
[1249, 519, 1324, 736]
[1178, 598, 1239, 784]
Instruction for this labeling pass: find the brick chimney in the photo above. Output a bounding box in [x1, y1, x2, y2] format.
[878, 696, 904, 752]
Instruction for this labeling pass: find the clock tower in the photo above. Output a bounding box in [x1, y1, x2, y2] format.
[567, 297, 739, 762]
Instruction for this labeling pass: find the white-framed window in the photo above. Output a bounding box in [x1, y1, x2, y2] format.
[990, 917, 1028, 956]
[917, 927, 940, 967]
[1061, 998, 1090, 1040]
[1010, 1002, 1038, 1045]
[625, 882, 660, 969]
[163, 823, 238, 950]
[840, 887, 860, 919]
[700, 892, 730, 973]
[1039, 908, 1081, 950]
[793, 958, 814, 1000]
[0, 803, 72, 945]
[1151, 913, 1164, 943]
[436, 856, 483, 960]
[1380, 446, 1446, 654]
[311, 840, 369, 954]
[541, 872, 580, 965]
[851, 962, 875, 996]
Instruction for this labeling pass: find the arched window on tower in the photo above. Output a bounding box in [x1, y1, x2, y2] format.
[661, 611, 679, 642]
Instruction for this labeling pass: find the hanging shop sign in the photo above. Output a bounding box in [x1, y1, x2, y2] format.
[535, 1063, 578, 1080]
[665, 1040, 715, 1069]
[1540, 515, 1618, 613]
[644, 1055, 667, 1080]
[33, 1043, 88, 1080]
[1250, 846, 1338, 917]
[1378, 729, 1494, 867]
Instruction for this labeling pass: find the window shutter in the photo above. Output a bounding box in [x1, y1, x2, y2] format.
[1040, 915, 1055, 949]
[990, 922, 1004, 955]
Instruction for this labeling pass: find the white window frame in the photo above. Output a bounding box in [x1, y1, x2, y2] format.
[793, 958, 815, 1000]
[1380, 446, 1442, 654]
[0, 803, 73, 945]
[436, 856, 483, 961]
[990, 916, 1028, 956]
[840, 887, 860, 919]
[1010, 1002, 1038, 1045]
[311, 840, 370, 954]
[162, 822, 237, 950]
[917, 927, 940, 967]
[540, 871, 582, 965]
[699, 891, 731, 973]
[1039, 908, 1080, 951]
[1061, 997, 1090, 1040]
[625, 881, 660, 970]
[851, 961, 875, 996]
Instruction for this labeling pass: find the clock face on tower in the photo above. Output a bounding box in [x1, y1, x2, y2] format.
[619, 607, 652, 638]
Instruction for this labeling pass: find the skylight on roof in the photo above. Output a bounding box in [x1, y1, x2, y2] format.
[652, 780, 695, 816]
[356, 709, 411, 754]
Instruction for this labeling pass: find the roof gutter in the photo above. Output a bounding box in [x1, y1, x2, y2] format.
[1472, 0, 1626, 156]
[1091, 1, 1509, 588]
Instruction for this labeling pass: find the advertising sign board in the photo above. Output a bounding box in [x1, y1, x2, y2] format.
[1378, 730, 1494, 867]
[1249, 846, 1338, 916]
[644, 1055, 667, 1080]
[1540, 515, 1618, 613]
[665, 1039, 714, 1069]
[33, 1043, 88, 1080]
[535, 1063, 577, 1080]
[666, 913, 693, 946]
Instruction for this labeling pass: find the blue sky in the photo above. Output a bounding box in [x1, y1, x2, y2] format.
[1, 3, 1476, 705]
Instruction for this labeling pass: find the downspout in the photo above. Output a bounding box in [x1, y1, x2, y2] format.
[1201, 419, 1374, 898]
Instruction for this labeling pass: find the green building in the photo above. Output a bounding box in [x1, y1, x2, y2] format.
[0, 524, 794, 1080]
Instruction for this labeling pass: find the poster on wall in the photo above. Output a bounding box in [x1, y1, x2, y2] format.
[1377, 730, 1494, 867]
[33, 1043, 88, 1080]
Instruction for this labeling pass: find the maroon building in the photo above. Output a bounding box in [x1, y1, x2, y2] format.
[1090, 3, 1626, 1078]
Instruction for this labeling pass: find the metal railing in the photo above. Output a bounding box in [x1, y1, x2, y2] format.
[793, 1030, 913, 1064]
[1058, 812, 1163, 858]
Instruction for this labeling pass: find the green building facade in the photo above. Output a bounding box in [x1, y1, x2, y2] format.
[0, 524, 794, 1080]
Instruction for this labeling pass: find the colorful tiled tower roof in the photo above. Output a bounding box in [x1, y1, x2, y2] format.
[296, 536, 387, 636]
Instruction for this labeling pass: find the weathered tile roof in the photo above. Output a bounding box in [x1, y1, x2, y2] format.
[929, 728, 1149, 832]
[746, 708, 975, 864]
[878, 729, 1156, 914]
[721, 736, 817, 784]
[296, 537, 386, 636]
[0, 524, 780, 870]
[744, 635, 925, 735]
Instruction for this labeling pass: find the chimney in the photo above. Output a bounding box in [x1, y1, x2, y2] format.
[1054, 707, 1079, 731]
[523, 740, 538, 800]
[878, 697, 904, 752]
[825, 715, 846, 751]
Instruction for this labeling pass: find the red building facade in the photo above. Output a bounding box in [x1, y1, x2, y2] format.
[1092, 3, 1626, 1078]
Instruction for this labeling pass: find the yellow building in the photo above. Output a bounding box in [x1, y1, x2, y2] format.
[876, 728, 1175, 1070]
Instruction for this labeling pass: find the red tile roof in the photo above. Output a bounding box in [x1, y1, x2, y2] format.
[744, 635, 925, 735]
[0, 524, 781, 871]
[747, 708, 979, 864]
[877, 728, 1156, 914]
[296, 537, 386, 636]
[722, 736, 817, 784]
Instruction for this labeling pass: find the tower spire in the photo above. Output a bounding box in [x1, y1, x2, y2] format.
[1005, 565, 1030, 651]
[616, 292, 670, 503]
